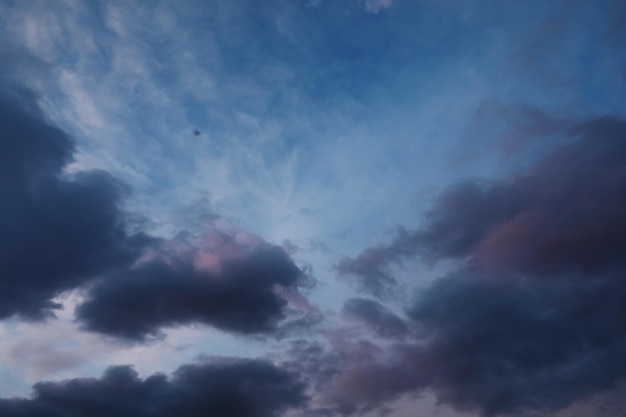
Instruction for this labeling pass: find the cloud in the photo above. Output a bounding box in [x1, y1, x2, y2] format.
[339, 116, 626, 290]
[327, 271, 626, 416]
[75, 231, 312, 342]
[0, 358, 306, 417]
[0, 82, 314, 344]
[431, 116, 626, 277]
[342, 298, 408, 339]
[365, 0, 393, 14]
[336, 244, 404, 298]
[282, 335, 420, 416]
[405, 272, 626, 415]
[279, 338, 385, 416]
[327, 115, 626, 415]
[0, 85, 151, 320]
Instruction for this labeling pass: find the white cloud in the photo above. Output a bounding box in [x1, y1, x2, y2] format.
[59, 70, 107, 131]
[365, 0, 393, 14]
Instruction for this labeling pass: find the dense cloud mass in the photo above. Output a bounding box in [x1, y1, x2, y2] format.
[404, 272, 626, 415]
[0, 359, 306, 417]
[339, 116, 626, 288]
[0, 84, 310, 341]
[0, 87, 150, 319]
[76, 232, 310, 341]
[329, 116, 626, 415]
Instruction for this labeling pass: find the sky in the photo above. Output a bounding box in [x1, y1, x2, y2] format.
[0, 0, 626, 416]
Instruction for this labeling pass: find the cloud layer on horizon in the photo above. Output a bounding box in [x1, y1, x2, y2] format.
[0, 358, 306, 417]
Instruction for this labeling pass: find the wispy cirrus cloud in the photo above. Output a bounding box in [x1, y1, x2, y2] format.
[365, 0, 393, 14]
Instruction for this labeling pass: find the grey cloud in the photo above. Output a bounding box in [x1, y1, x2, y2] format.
[0, 84, 152, 320]
[328, 116, 626, 416]
[339, 116, 626, 292]
[280, 339, 345, 396]
[0, 359, 306, 417]
[0, 83, 314, 342]
[329, 271, 626, 416]
[342, 298, 408, 339]
[336, 244, 405, 298]
[406, 272, 626, 416]
[76, 233, 310, 342]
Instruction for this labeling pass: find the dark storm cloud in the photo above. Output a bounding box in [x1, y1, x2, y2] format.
[0, 86, 150, 319]
[339, 116, 626, 289]
[328, 116, 626, 415]
[0, 359, 306, 417]
[405, 272, 626, 416]
[0, 84, 312, 340]
[328, 271, 626, 416]
[436, 116, 626, 277]
[342, 298, 408, 339]
[76, 233, 310, 341]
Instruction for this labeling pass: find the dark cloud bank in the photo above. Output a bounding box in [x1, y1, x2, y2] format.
[0, 85, 309, 341]
[0, 83, 313, 415]
[0, 359, 306, 417]
[334, 116, 626, 416]
[0, 86, 151, 319]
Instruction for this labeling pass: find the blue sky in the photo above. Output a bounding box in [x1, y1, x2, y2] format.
[0, 1, 626, 416]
